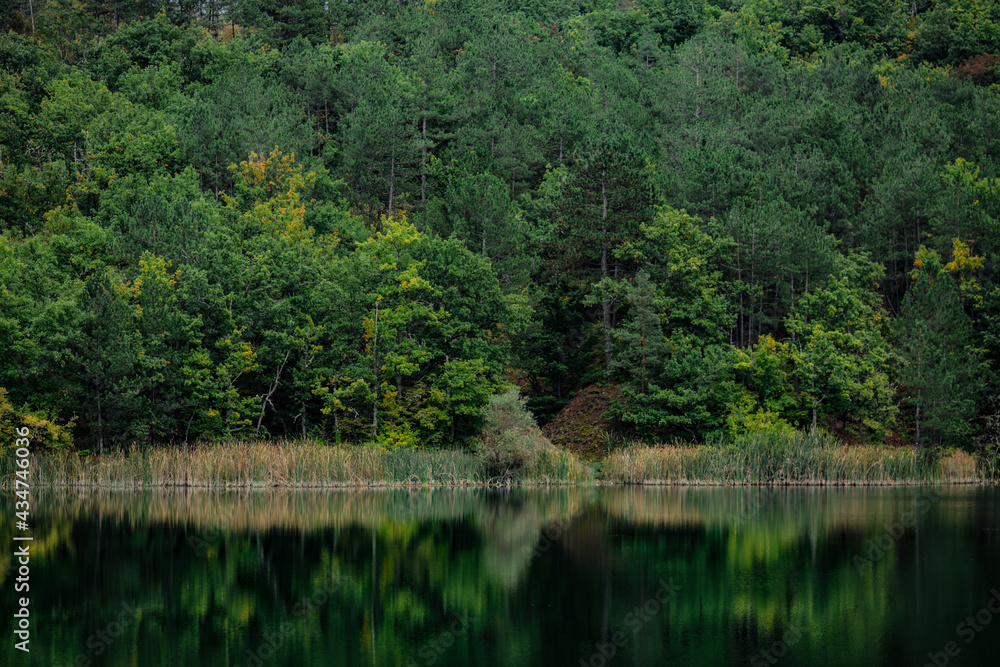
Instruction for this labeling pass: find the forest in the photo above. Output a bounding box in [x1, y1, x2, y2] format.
[0, 0, 998, 459]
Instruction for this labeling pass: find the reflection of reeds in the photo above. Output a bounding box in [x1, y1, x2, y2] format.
[13, 486, 589, 537]
[7, 486, 590, 590]
[596, 485, 970, 531]
[602, 434, 982, 485]
[18, 487, 485, 531]
[1, 439, 588, 488]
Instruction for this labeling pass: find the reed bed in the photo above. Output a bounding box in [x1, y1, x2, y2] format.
[0, 438, 588, 489]
[602, 432, 983, 485]
[1, 433, 986, 489]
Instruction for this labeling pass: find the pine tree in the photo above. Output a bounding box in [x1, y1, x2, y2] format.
[897, 244, 986, 447]
[554, 124, 656, 375]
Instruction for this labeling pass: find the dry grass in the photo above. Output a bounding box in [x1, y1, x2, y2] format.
[3, 440, 483, 488]
[602, 433, 984, 485]
[0, 436, 588, 489]
[1, 433, 987, 489]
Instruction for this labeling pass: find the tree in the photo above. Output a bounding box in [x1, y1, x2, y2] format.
[332, 40, 424, 220]
[180, 59, 312, 196]
[449, 14, 546, 195]
[75, 267, 146, 451]
[610, 271, 662, 397]
[554, 124, 657, 375]
[0, 225, 88, 421]
[787, 255, 896, 437]
[340, 97, 423, 220]
[730, 334, 797, 436]
[316, 214, 513, 446]
[610, 207, 739, 439]
[215, 148, 334, 437]
[235, 0, 327, 48]
[896, 243, 986, 447]
[119, 252, 207, 444]
[422, 169, 534, 290]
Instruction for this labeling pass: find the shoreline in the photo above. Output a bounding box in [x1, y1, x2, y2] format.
[11, 482, 987, 489]
[1, 437, 990, 489]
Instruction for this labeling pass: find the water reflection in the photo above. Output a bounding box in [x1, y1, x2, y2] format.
[1, 486, 997, 666]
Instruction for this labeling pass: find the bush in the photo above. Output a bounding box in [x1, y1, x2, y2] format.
[476, 388, 574, 482]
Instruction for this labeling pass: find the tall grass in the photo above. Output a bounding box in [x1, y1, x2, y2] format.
[602, 432, 983, 485]
[1, 430, 987, 489]
[0, 440, 487, 489]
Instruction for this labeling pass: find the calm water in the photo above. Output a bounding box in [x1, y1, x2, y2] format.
[2, 486, 999, 666]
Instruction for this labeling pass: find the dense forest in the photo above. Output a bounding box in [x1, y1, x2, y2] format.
[0, 0, 998, 457]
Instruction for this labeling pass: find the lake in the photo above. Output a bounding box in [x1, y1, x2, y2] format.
[2, 486, 998, 666]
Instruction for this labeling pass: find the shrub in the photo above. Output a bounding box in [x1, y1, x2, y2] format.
[476, 388, 558, 481]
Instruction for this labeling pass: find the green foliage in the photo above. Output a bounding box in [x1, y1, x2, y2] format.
[236, 0, 329, 48]
[0, 387, 76, 450]
[422, 168, 535, 289]
[786, 255, 896, 437]
[896, 243, 987, 447]
[610, 207, 739, 440]
[179, 55, 312, 195]
[730, 334, 797, 436]
[3, 0, 1000, 455]
[475, 388, 584, 482]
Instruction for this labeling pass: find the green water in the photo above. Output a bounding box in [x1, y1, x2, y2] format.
[2, 486, 998, 667]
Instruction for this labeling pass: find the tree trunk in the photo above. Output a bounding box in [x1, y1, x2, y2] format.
[601, 181, 613, 375]
[96, 393, 104, 454]
[371, 300, 379, 439]
[641, 332, 647, 395]
[387, 151, 396, 218]
[396, 330, 403, 407]
[27, 0, 36, 40]
[811, 377, 818, 433]
[421, 116, 428, 203]
[255, 351, 289, 435]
